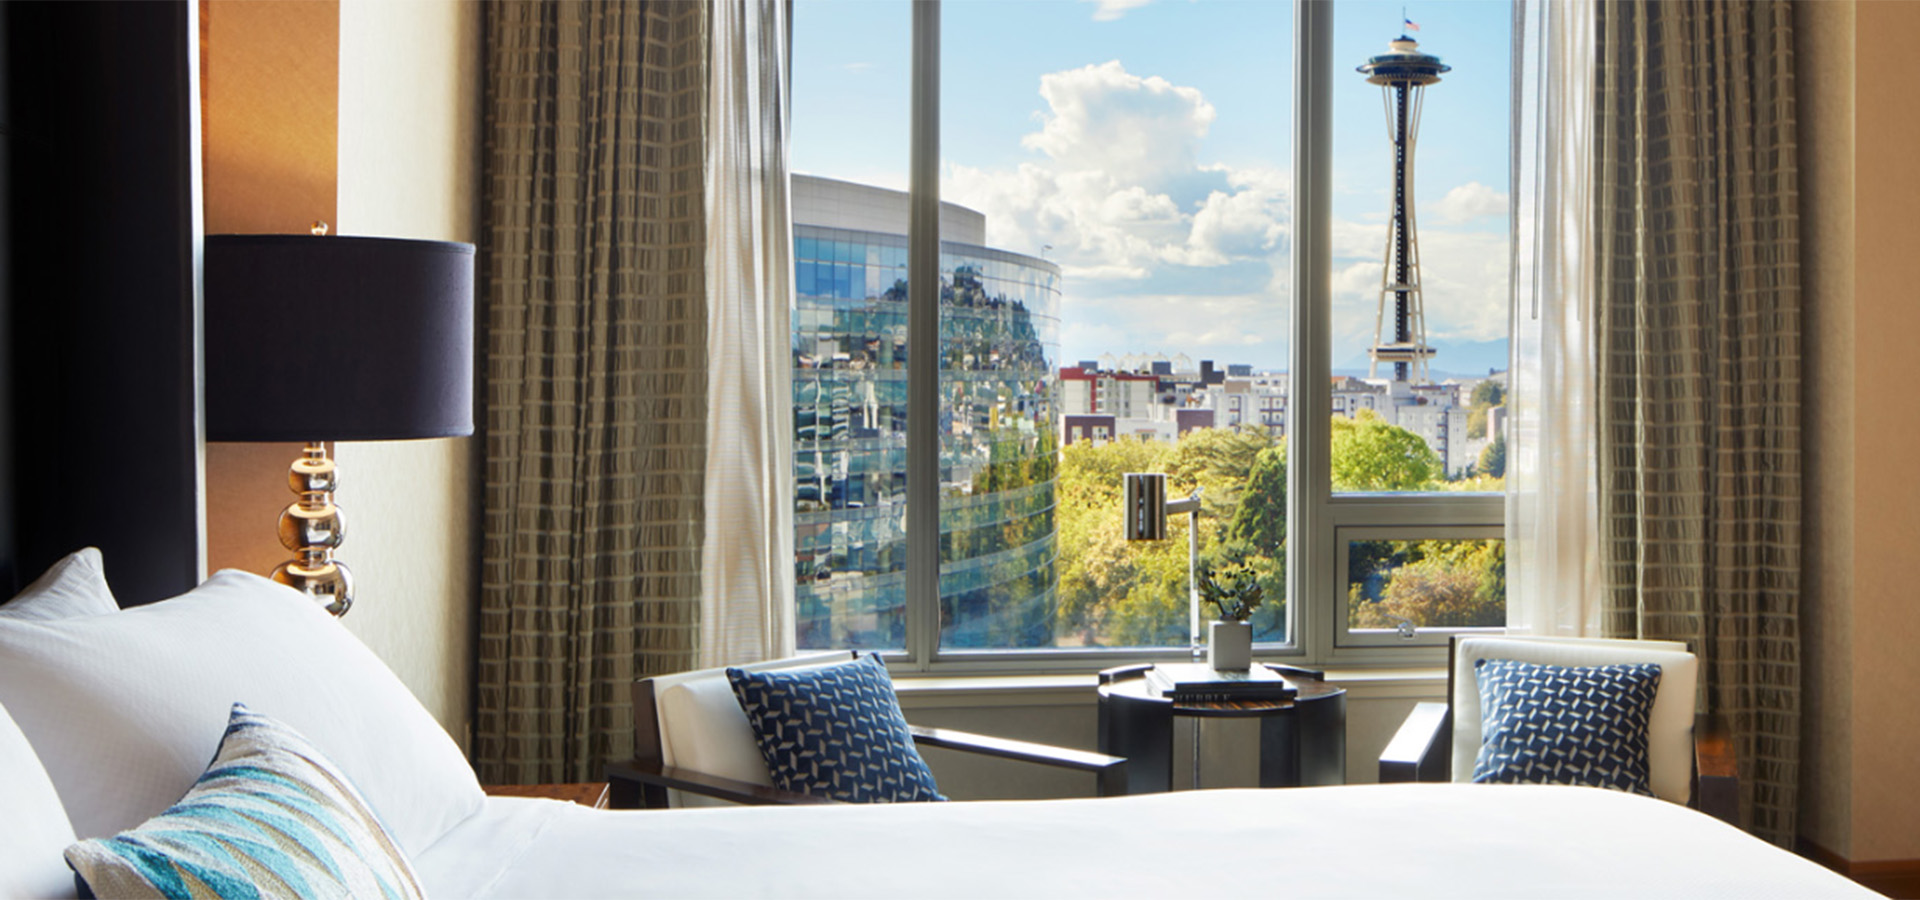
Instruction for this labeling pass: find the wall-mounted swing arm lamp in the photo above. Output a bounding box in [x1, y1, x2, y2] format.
[204, 230, 475, 617]
[1124, 473, 1204, 659]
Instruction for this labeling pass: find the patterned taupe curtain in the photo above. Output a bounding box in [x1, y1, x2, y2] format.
[1594, 0, 1801, 845]
[473, 0, 709, 784]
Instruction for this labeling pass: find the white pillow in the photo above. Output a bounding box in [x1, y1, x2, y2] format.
[0, 701, 79, 899]
[0, 570, 483, 858]
[0, 547, 116, 620]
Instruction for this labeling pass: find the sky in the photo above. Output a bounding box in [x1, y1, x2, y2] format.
[792, 0, 1513, 378]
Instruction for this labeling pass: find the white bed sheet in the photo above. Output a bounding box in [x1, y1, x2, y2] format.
[415, 784, 1872, 899]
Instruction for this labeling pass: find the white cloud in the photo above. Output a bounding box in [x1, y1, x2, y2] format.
[1416, 230, 1510, 342]
[1084, 0, 1151, 22]
[945, 60, 1289, 297]
[1327, 220, 1510, 357]
[1020, 61, 1215, 187]
[1059, 319, 1130, 359]
[1330, 218, 1386, 260]
[1065, 288, 1290, 360]
[1434, 181, 1508, 223]
[1175, 167, 1291, 266]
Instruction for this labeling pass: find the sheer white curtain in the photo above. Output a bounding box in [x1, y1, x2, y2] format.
[1505, 0, 1601, 637]
[702, 0, 796, 666]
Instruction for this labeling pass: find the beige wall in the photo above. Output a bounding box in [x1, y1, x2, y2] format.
[333, 0, 482, 751]
[1799, 0, 1920, 864]
[200, 0, 482, 749]
[1797, 0, 1855, 859]
[1843, 0, 1920, 864]
[330, 0, 483, 748]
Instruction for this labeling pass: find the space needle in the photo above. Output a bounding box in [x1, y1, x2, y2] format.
[1357, 31, 1449, 384]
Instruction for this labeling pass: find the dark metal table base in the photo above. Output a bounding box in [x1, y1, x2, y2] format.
[1097, 664, 1347, 794]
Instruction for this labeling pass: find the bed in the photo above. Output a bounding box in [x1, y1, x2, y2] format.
[421, 786, 1866, 899]
[0, 552, 1879, 899]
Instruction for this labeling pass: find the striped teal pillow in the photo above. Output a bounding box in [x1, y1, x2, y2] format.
[64, 704, 424, 900]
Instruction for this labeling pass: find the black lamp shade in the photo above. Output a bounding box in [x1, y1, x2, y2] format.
[205, 234, 476, 442]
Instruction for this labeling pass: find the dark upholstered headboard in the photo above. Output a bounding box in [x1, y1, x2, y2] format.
[2, 1, 204, 606]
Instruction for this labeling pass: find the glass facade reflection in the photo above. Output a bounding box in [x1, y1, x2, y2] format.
[792, 176, 1060, 651]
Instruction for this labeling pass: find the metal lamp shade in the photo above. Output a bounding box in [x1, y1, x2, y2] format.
[1124, 473, 1167, 541]
[204, 234, 476, 442]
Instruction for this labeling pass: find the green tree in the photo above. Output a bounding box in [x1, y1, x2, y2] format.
[1164, 426, 1274, 517]
[1053, 437, 1186, 646]
[1466, 379, 1506, 439]
[1350, 559, 1504, 629]
[1348, 539, 1505, 630]
[1052, 428, 1286, 648]
[1330, 410, 1441, 491]
[1479, 434, 1507, 479]
[1058, 435, 1168, 497]
[1227, 444, 1287, 552]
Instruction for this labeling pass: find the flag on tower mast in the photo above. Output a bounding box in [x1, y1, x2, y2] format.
[1403, 16, 1420, 32]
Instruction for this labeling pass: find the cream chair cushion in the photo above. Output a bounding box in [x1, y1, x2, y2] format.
[651, 652, 854, 806]
[1452, 637, 1696, 803]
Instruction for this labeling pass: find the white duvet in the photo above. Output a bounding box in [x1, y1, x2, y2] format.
[411, 783, 1874, 899]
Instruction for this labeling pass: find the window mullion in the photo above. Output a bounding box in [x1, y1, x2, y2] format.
[1288, 0, 1335, 664]
[904, 0, 941, 670]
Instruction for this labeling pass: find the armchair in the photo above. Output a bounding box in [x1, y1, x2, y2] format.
[606, 651, 1128, 808]
[1378, 636, 1738, 824]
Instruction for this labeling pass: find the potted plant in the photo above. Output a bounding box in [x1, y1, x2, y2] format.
[1199, 563, 1263, 670]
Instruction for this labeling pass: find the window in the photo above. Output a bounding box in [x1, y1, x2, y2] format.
[1313, 1, 1511, 654]
[792, 1, 1511, 669]
[791, 8, 912, 651]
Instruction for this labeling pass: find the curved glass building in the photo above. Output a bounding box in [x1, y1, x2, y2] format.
[791, 175, 1061, 650]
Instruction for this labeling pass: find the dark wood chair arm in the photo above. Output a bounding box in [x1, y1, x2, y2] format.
[908, 725, 1130, 797]
[1692, 712, 1738, 825]
[604, 757, 843, 809]
[1378, 701, 1452, 784]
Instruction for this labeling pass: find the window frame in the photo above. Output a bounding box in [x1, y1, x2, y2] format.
[1332, 519, 1505, 649]
[855, 0, 1504, 674]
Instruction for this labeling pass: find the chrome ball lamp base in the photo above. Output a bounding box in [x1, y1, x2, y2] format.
[271, 442, 354, 617]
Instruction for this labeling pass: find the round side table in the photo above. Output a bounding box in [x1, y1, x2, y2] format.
[1096, 663, 1346, 794]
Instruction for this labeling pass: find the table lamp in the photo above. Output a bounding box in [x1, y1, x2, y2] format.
[1123, 473, 1203, 658]
[204, 231, 475, 616]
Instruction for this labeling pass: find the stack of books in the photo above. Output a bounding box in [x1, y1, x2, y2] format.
[1146, 663, 1298, 703]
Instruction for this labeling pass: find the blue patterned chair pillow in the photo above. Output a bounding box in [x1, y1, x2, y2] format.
[65, 703, 424, 900]
[1471, 659, 1663, 796]
[727, 654, 945, 803]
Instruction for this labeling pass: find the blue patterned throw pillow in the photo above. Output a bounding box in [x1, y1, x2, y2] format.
[728, 654, 945, 803]
[1471, 659, 1663, 796]
[64, 703, 424, 900]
